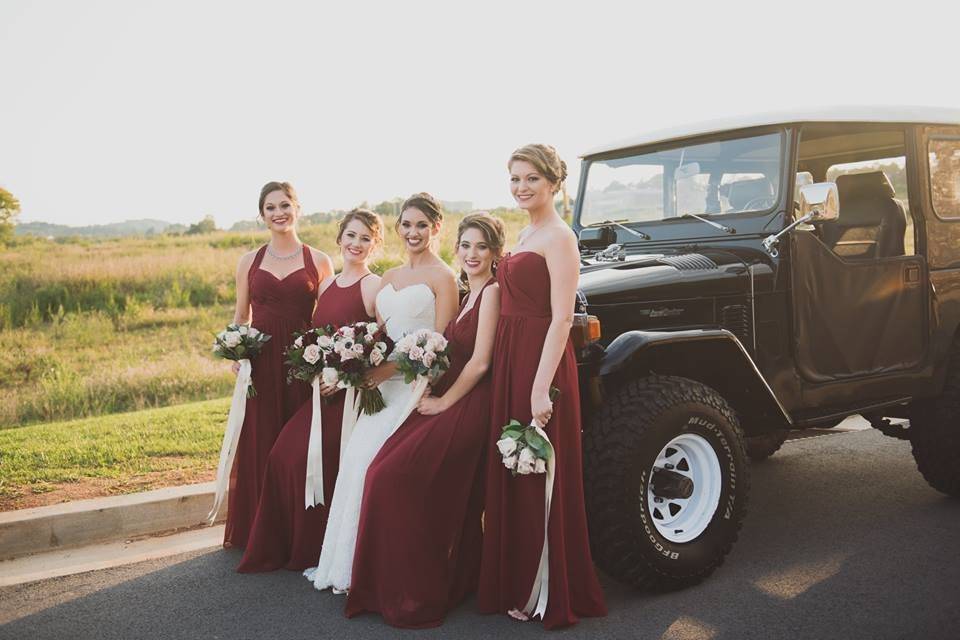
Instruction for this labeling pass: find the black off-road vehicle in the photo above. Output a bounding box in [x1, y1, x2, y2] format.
[570, 107, 960, 591]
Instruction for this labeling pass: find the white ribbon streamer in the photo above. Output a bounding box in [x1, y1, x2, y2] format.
[522, 423, 556, 621]
[304, 377, 325, 508]
[339, 386, 360, 462]
[390, 376, 430, 438]
[208, 358, 252, 524]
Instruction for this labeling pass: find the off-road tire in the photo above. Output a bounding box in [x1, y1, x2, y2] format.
[909, 342, 960, 497]
[583, 375, 750, 591]
[745, 429, 788, 462]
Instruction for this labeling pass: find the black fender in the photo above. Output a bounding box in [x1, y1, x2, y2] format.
[597, 329, 792, 434]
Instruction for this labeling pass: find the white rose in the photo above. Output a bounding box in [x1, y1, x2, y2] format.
[435, 335, 448, 351]
[496, 437, 517, 457]
[339, 348, 355, 361]
[366, 322, 379, 335]
[340, 326, 355, 339]
[364, 334, 374, 344]
[375, 341, 387, 353]
[370, 349, 384, 366]
[425, 338, 440, 353]
[517, 447, 536, 474]
[294, 336, 304, 349]
[534, 458, 547, 474]
[422, 350, 436, 367]
[217, 330, 227, 340]
[248, 327, 260, 338]
[321, 367, 339, 385]
[502, 455, 517, 470]
[223, 331, 242, 348]
[415, 328, 430, 341]
[408, 345, 424, 361]
[303, 344, 322, 365]
[395, 336, 413, 354]
[352, 342, 366, 356]
[238, 325, 248, 335]
[317, 335, 333, 350]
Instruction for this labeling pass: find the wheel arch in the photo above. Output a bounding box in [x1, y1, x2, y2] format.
[598, 329, 792, 435]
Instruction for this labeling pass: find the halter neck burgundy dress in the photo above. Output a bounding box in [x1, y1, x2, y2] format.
[345, 279, 495, 628]
[238, 275, 373, 571]
[477, 251, 606, 629]
[223, 245, 319, 549]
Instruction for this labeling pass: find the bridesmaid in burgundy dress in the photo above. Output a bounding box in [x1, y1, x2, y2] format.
[237, 209, 382, 571]
[345, 213, 504, 628]
[478, 145, 607, 629]
[223, 181, 334, 549]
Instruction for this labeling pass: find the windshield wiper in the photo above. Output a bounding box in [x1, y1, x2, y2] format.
[585, 219, 652, 240]
[675, 213, 736, 234]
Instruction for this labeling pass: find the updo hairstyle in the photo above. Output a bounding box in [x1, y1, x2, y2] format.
[508, 144, 568, 194]
[456, 211, 506, 290]
[336, 208, 384, 248]
[396, 192, 444, 233]
[258, 181, 299, 216]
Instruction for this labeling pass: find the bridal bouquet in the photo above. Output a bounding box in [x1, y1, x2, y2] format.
[212, 323, 272, 397]
[328, 321, 392, 415]
[392, 329, 451, 384]
[499, 386, 563, 621]
[284, 325, 336, 385]
[209, 323, 271, 522]
[284, 324, 338, 508]
[496, 387, 561, 476]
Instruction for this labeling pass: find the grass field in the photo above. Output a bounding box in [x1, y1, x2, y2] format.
[0, 397, 228, 509]
[0, 210, 529, 507]
[0, 210, 529, 429]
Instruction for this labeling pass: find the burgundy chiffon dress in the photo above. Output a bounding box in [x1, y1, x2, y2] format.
[345, 280, 496, 628]
[223, 245, 318, 549]
[237, 275, 373, 571]
[477, 252, 606, 629]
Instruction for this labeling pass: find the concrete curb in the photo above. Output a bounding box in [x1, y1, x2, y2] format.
[0, 482, 224, 561]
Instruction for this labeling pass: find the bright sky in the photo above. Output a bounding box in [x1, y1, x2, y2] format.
[2, 0, 957, 228]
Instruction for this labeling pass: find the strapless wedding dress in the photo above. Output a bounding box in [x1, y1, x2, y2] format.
[305, 283, 436, 592]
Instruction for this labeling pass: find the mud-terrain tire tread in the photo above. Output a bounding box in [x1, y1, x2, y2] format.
[583, 375, 749, 591]
[910, 341, 960, 497]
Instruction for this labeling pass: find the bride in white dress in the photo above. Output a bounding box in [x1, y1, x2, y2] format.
[306, 193, 458, 593]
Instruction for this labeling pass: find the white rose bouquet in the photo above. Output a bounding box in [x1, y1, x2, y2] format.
[392, 329, 451, 384]
[497, 387, 561, 476]
[208, 322, 271, 521]
[328, 321, 392, 415]
[284, 324, 337, 386]
[211, 323, 271, 397]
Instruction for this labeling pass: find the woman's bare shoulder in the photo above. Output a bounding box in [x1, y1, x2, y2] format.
[237, 249, 259, 271]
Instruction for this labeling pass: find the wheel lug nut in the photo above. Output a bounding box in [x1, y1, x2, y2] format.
[654, 497, 663, 503]
[665, 463, 675, 470]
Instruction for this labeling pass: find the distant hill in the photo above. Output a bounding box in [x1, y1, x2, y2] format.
[15, 218, 173, 238]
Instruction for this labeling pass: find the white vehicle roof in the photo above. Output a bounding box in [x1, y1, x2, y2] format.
[584, 106, 960, 157]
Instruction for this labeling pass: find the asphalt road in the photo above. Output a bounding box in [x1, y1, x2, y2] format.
[2, 428, 959, 640]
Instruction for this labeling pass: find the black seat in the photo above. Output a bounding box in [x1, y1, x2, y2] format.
[725, 177, 774, 212]
[823, 171, 906, 259]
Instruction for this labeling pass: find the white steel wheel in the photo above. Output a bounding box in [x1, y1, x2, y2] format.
[647, 433, 722, 543]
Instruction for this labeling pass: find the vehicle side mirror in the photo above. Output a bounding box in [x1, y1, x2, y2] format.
[798, 182, 839, 222]
[579, 226, 616, 250]
[763, 181, 840, 258]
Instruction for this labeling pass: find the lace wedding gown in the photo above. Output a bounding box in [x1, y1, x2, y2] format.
[305, 282, 437, 592]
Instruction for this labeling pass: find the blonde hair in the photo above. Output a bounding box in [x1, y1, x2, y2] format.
[396, 192, 444, 232]
[508, 144, 568, 194]
[456, 211, 506, 290]
[337, 208, 384, 248]
[258, 181, 299, 215]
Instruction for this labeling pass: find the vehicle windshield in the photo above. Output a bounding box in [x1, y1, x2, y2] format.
[579, 131, 784, 227]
